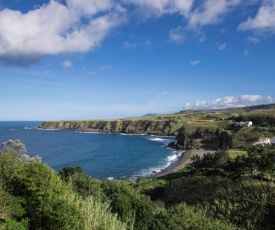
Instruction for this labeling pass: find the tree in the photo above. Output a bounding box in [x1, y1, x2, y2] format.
[2, 140, 26, 153]
[189, 150, 229, 175]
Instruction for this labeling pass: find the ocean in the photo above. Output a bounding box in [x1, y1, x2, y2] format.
[0, 121, 180, 179]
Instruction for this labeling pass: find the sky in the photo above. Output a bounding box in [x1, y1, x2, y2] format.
[0, 0, 275, 121]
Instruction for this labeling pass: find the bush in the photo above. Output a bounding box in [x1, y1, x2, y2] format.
[201, 181, 275, 230]
[101, 180, 155, 229]
[161, 176, 231, 207]
[11, 163, 84, 230]
[151, 203, 234, 230]
[59, 167, 105, 200]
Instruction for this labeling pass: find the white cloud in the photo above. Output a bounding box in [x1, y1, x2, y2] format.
[239, 94, 262, 103]
[218, 43, 227, 51]
[199, 36, 206, 42]
[267, 96, 274, 103]
[193, 95, 274, 109]
[99, 65, 113, 70]
[123, 0, 194, 18]
[66, 0, 114, 15]
[62, 60, 72, 69]
[188, 0, 241, 28]
[143, 39, 151, 47]
[0, 0, 126, 66]
[123, 41, 136, 48]
[185, 102, 191, 109]
[248, 36, 261, 43]
[239, 0, 275, 32]
[244, 49, 249, 56]
[190, 59, 200, 65]
[169, 27, 184, 43]
[195, 100, 209, 107]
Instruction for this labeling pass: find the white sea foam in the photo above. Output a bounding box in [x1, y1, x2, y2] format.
[149, 137, 164, 142]
[132, 150, 183, 179]
[76, 131, 100, 134]
[167, 153, 179, 162]
[120, 133, 146, 136]
[148, 137, 173, 145]
[37, 128, 60, 131]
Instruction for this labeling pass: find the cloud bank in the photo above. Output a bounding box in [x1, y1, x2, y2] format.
[0, 0, 125, 66]
[188, 0, 241, 28]
[123, 0, 194, 18]
[239, 0, 275, 32]
[0, 0, 273, 66]
[187, 95, 274, 109]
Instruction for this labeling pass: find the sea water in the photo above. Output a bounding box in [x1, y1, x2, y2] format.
[0, 121, 180, 179]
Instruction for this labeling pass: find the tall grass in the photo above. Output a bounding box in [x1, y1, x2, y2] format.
[77, 196, 133, 230]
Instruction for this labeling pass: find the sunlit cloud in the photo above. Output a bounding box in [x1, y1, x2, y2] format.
[190, 59, 200, 66]
[188, 0, 241, 28]
[192, 95, 274, 109]
[0, 0, 274, 67]
[239, 0, 275, 32]
[0, 0, 126, 66]
[169, 27, 185, 43]
[218, 43, 227, 51]
[248, 36, 261, 44]
[123, 41, 136, 48]
[199, 36, 206, 42]
[244, 49, 249, 56]
[122, 0, 194, 18]
[62, 60, 73, 69]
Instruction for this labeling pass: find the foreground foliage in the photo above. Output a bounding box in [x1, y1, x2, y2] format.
[0, 142, 128, 230]
[2, 140, 275, 229]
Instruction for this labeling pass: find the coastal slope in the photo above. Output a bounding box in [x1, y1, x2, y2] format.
[39, 118, 181, 136]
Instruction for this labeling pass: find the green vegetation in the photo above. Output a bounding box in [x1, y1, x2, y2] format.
[41, 105, 275, 151]
[0, 141, 128, 230]
[2, 139, 275, 229]
[2, 105, 275, 229]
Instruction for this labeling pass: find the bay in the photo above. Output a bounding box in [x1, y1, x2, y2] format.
[0, 121, 178, 179]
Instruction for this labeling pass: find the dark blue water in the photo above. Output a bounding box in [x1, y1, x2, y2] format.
[0, 121, 178, 179]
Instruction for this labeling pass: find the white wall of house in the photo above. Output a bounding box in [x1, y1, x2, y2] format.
[263, 138, 271, 144]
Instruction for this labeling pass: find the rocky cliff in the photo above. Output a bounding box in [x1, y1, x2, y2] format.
[169, 122, 233, 150]
[39, 119, 181, 136]
[39, 119, 233, 150]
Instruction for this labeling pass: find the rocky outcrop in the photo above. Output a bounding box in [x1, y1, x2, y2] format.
[39, 119, 233, 150]
[169, 123, 232, 150]
[39, 119, 180, 136]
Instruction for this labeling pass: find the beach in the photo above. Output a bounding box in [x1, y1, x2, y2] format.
[154, 149, 215, 177]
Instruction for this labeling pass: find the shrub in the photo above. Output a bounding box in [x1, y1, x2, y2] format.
[101, 180, 154, 230]
[151, 203, 234, 230]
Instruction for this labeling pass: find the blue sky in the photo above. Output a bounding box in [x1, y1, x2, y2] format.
[0, 0, 275, 120]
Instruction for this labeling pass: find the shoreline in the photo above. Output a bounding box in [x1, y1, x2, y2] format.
[153, 149, 216, 178]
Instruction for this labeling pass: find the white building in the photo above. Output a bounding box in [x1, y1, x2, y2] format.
[236, 121, 245, 127]
[257, 137, 271, 145]
[236, 121, 253, 127]
[263, 138, 271, 145]
[244, 121, 253, 127]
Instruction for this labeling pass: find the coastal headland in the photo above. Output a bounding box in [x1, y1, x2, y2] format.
[39, 104, 275, 151]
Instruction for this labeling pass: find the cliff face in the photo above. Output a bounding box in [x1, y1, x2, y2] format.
[39, 119, 180, 136]
[39, 119, 233, 150]
[169, 123, 232, 150]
